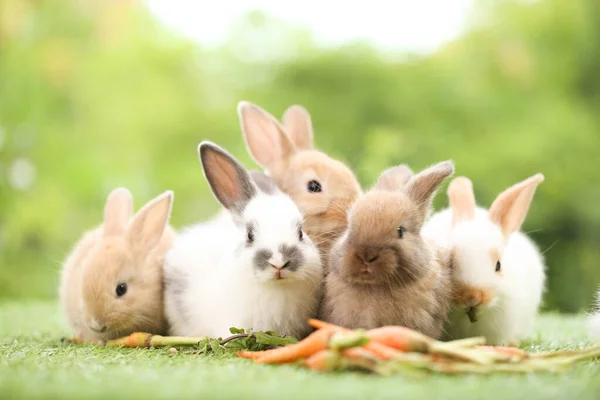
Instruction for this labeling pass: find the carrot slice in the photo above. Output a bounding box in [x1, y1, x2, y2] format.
[303, 349, 340, 371]
[236, 327, 336, 364]
[477, 346, 527, 358]
[367, 326, 429, 353]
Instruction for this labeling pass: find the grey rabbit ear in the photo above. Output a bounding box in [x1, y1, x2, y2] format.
[374, 165, 414, 192]
[404, 161, 454, 216]
[199, 141, 257, 214]
[249, 170, 279, 195]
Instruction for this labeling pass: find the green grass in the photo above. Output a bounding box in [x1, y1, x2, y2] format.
[1, 302, 600, 400]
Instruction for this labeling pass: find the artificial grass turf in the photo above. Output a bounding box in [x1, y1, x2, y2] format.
[1, 301, 599, 400]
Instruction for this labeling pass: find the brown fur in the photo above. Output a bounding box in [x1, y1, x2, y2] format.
[321, 162, 455, 339]
[59, 188, 175, 342]
[452, 282, 495, 308]
[238, 102, 362, 263]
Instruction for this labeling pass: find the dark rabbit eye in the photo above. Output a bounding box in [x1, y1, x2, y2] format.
[298, 227, 304, 241]
[495, 261, 501, 272]
[397, 226, 405, 238]
[247, 227, 255, 244]
[307, 180, 322, 193]
[116, 283, 127, 297]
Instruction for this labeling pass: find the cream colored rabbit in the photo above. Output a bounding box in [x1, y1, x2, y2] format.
[60, 188, 175, 342]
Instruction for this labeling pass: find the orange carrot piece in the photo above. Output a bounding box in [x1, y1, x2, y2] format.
[106, 332, 152, 347]
[367, 326, 429, 353]
[364, 342, 401, 360]
[343, 346, 381, 361]
[303, 349, 340, 371]
[236, 327, 336, 364]
[309, 320, 429, 354]
[309, 319, 335, 330]
[477, 346, 527, 358]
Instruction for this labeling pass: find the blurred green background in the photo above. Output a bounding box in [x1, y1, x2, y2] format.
[0, 0, 598, 312]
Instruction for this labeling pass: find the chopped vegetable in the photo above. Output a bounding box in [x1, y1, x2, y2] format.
[236, 327, 336, 364]
[303, 349, 341, 371]
[100, 319, 600, 376]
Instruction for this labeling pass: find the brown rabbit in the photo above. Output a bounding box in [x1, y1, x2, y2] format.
[322, 162, 455, 339]
[238, 102, 362, 259]
[59, 188, 175, 342]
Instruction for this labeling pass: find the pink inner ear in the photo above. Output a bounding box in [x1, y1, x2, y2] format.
[282, 105, 314, 150]
[103, 188, 133, 237]
[240, 103, 296, 168]
[489, 174, 544, 237]
[207, 152, 241, 203]
[448, 177, 476, 228]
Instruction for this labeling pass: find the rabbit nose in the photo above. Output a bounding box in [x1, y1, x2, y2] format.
[466, 294, 481, 308]
[356, 246, 380, 265]
[268, 254, 289, 270]
[89, 319, 107, 333]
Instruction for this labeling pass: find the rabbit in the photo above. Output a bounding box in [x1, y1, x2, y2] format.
[164, 141, 323, 339]
[321, 161, 455, 339]
[237, 101, 362, 259]
[59, 188, 175, 342]
[421, 174, 546, 345]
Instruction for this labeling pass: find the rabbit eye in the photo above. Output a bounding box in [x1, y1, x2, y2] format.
[397, 226, 405, 238]
[115, 283, 127, 297]
[307, 180, 322, 193]
[495, 261, 501, 272]
[247, 227, 255, 244]
[298, 227, 304, 241]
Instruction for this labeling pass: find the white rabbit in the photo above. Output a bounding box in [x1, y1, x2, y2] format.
[164, 141, 323, 339]
[422, 174, 546, 345]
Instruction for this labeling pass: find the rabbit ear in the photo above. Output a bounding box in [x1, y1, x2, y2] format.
[404, 161, 454, 215]
[238, 101, 296, 169]
[282, 105, 314, 150]
[127, 191, 173, 255]
[199, 141, 257, 214]
[104, 187, 133, 237]
[448, 177, 476, 228]
[374, 165, 414, 192]
[249, 170, 279, 195]
[489, 174, 544, 237]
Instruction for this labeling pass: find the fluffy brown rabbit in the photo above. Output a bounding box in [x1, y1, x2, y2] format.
[59, 188, 175, 342]
[322, 162, 455, 338]
[238, 101, 362, 258]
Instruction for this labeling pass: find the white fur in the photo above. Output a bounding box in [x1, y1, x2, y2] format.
[422, 207, 545, 345]
[164, 192, 323, 339]
[588, 291, 600, 340]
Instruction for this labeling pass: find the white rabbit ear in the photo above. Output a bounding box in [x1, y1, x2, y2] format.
[489, 173, 544, 237]
[104, 187, 133, 237]
[127, 191, 173, 255]
[404, 161, 454, 215]
[282, 105, 314, 150]
[448, 177, 476, 228]
[374, 165, 414, 192]
[238, 101, 296, 169]
[199, 141, 257, 214]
